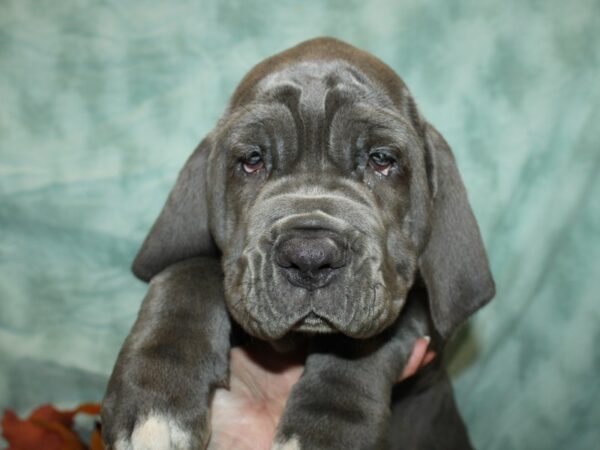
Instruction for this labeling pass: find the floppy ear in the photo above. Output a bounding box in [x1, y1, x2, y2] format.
[131, 137, 218, 282]
[419, 124, 495, 339]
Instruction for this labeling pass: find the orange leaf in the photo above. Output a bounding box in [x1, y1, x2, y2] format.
[2, 408, 65, 450]
[30, 418, 84, 450]
[72, 403, 101, 416]
[1, 402, 103, 450]
[29, 404, 76, 427]
[89, 424, 105, 450]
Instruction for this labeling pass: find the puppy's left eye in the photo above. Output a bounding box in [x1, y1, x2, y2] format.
[241, 151, 264, 174]
[369, 150, 395, 176]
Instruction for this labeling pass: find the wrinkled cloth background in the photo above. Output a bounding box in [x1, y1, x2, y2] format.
[1, 0, 599, 448]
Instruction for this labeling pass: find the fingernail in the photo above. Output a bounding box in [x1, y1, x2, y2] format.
[423, 335, 431, 344]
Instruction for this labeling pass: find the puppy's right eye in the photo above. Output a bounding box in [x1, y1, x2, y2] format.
[368, 149, 395, 176]
[241, 151, 264, 174]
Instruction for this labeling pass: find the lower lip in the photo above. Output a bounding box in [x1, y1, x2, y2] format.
[294, 313, 337, 333]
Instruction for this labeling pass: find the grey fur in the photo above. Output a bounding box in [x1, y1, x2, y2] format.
[102, 37, 495, 449]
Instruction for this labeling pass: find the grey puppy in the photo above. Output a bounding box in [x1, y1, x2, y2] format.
[101, 37, 495, 450]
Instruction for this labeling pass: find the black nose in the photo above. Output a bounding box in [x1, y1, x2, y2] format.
[275, 234, 346, 290]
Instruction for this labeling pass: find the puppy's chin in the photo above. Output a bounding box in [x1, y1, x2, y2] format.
[226, 287, 407, 342]
[225, 252, 410, 340]
[293, 312, 338, 334]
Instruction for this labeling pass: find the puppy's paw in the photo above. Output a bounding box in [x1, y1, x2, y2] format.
[101, 387, 212, 450]
[103, 410, 209, 450]
[272, 371, 390, 450]
[110, 413, 199, 450]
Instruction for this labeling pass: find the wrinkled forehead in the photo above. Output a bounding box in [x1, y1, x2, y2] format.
[250, 61, 396, 113]
[221, 60, 417, 146]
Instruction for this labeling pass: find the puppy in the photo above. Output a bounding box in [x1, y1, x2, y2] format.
[101, 37, 495, 450]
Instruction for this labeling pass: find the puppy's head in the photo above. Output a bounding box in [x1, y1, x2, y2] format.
[132, 38, 495, 341]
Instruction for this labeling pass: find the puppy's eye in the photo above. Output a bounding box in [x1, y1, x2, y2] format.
[368, 150, 395, 176]
[241, 151, 264, 174]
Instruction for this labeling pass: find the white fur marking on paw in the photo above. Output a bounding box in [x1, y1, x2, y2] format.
[129, 413, 191, 450]
[272, 436, 302, 450]
[114, 437, 133, 450]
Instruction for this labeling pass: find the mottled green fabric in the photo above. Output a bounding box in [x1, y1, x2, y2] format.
[1, 0, 598, 448]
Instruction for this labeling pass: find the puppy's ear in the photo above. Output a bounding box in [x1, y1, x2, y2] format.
[419, 124, 495, 339]
[132, 137, 218, 282]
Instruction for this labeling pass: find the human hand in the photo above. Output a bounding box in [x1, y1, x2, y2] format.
[208, 337, 435, 450]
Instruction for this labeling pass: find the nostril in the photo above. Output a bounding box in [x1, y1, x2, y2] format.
[275, 234, 346, 289]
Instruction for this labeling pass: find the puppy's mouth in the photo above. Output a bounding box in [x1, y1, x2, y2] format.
[293, 311, 337, 334]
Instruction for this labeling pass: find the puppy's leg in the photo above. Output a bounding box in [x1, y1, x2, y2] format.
[101, 258, 230, 450]
[272, 300, 430, 450]
[388, 364, 474, 450]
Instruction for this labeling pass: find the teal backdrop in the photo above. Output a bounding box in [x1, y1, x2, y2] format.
[1, 1, 599, 448]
